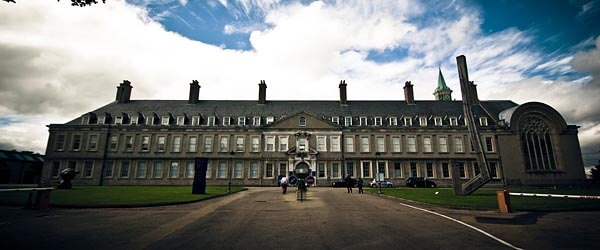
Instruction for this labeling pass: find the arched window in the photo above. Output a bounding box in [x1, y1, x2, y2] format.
[299, 117, 306, 126]
[519, 117, 557, 170]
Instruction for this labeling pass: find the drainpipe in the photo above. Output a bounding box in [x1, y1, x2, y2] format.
[99, 124, 111, 186]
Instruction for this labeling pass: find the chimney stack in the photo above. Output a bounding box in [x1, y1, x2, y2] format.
[468, 81, 480, 105]
[116, 80, 132, 103]
[188, 80, 200, 104]
[339, 80, 347, 105]
[258, 80, 267, 104]
[403, 81, 415, 104]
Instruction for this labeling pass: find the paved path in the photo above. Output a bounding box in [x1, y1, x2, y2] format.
[1, 187, 599, 250]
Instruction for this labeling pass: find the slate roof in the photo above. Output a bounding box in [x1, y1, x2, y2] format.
[0, 150, 44, 162]
[65, 99, 518, 125]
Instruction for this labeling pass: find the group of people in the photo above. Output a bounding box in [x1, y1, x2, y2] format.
[344, 175, 364, 194]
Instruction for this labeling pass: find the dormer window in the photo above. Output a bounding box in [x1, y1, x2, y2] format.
[207, 116, 216, 126]
[360, 117, 367, 126]
[81, 116, 89, 125]
[98, 116, 105, 125]
[449, 117, 458, 126]
[114, 116, 122, 125]
[177, 116, 185, 126]
[299, 117, 306, 126]
[332, 117, 339, 124]
[479, 117, 488, 126]
[419, 117, 427, 126]
[131, 116, 138, 125]
[192, 116, 200, 126]
[404, 116, 412, 126]
[161, 116, 170, 125]
[223, 116, 231, 126]
[238, 116, 246, 126]
[253, 116, 261, 126]
[345, 116, 352, 126]
[374, 117, 382, 126]
[389, 117, 398, 126]
[146, 116, 155, 126]
[434, 117, 442, 126]
[266, 116, 274, 124]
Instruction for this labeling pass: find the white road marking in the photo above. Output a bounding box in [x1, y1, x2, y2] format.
[397, 202, 524, 250]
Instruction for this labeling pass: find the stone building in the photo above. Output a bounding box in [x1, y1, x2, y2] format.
[42, 71, 585, 187]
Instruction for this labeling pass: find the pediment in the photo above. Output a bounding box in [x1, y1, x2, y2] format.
[267, 111, 339, 129]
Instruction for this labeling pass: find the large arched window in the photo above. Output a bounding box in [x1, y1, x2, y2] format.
[519, 117, 557, 170]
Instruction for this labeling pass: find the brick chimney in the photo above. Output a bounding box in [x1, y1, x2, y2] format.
[468, 81, 480, 105]
[189, 80, 200, 104]
[403, 81, 415, 104]
[258, 80, 267, 104]
[339, 80, 347, 105]
[116, 80, 132, 103]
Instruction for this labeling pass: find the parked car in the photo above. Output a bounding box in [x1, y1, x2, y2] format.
[405, 177, 437, 188]
[332, 179, 357, 187]
[370, 180, 394, 188]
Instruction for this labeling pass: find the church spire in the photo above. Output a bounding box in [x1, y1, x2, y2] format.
[433, 67, 453, 101]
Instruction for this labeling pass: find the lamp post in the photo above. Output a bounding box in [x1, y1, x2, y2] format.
[228, 151, 235, 194]
[375, 152, 382, 195]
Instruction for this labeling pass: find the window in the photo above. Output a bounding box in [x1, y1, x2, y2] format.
[345, 116, 352, 126]
[299, 117, 306, 126]
[520, 117, 557, 170]
[346, 162, 354, 177]
[458, 162, 466, 178]
[266, 116, 274, 124]
[485, 136, 494, 152]
[426, 162, 434, 178]
[265, 136, 275, 152]
[253, 116, 261, 126]
[394, 163, 402, 178]
[298, 138, 307, 151]
[141, 136, 150, 151]
[279, 136, 288, 152]
[84, 161, 93, 177]
[360, 117, 367, 126]
[377, 161, 387, 178]
[376, 136, 385, 152]
[115, 116, 123, 125]
[454, 137, 464, 152]
[234, 162, 243, 178]
[362, 161, 371, 178]
[120, 161, 130, 178]
[204, 136, 213, 152]
[434, 117, 442, 126]
[98, 116, 105, 125]
[68, 161, 77, 171]
[410, 162, 418, 177]
[153, 161, 163, 178]
[332, 163, 340, 178]
[442, 163, 450, 178]
[161, 116, 170, 125]
[172, 136, 181, 152]
[81, 116, 89, 125]
[223, 117, 231, 126]
[105, 161, 114, 178]
[330, 136, 340, 152]
[392, 136, 401, 152]
[404, 117, 412, 126]
[55, 134, 66, 151]
[72, 135, 82, 151]
[207, 116, 215, 126]
[87, 134, 98, 151]
[124, 135, 134, 152]
[318, 162, 326, 178]
[177, 116, 185, 126]
[169, 161, 179, 178]
[146, 116, 154, 125]
[236, 137, 244, 152]
[419, 117, 427, 126]
[265, 163, 273, 178]
[423, 136, 432, 153]
[238, 116, 246, 126]
[206, 162, 211, 178]
[361, 136, 370, 152]
[136, 161, 147, 178]
[158, 136, 166, 152]
[189, 136, 197, 152]
[389, 117, 398, 126]
[251, 136, 260, 152]
[219, 136, 229, 152]
[317, 136, 326, 152]
[109, 135, 118, 151]
[439, 137, 448, 152]
[51, 161, 61, 177]
[479, 117, 488, 126]
[192, 116, 201, 126]
[449, 117, 458, 126]
[186, 162, 195, 178]
[374, 117, 382, 126]
[490, 162, 498, 178]
[332, 117, 339, 124]
[131, 116, 138, 125]
[250, 162, 259, 178]
[279, 163, 287, 176]
[345, 137, 354, 152]
[474, 162, 481, 176]
[407, 136, 417, 152]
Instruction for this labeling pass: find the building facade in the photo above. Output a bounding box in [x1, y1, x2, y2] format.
[42, 74, 586, 187]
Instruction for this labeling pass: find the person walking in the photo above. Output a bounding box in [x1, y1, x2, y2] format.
[281, 176, 288, 194]
[357, 177, 364, 194]
[345, 175, 353, 193]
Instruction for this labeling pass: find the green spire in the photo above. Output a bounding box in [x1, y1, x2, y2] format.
[436, 67, 451, 92]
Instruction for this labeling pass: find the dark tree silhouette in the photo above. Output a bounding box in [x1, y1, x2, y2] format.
[3, 0, 105, 7]
[592, 160, 600, 181]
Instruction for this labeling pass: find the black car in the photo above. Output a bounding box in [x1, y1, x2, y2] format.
[405, 177, 437, 188]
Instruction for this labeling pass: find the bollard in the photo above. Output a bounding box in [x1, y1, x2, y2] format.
[496, 190, 512, 214]
[35, 190, 51, 210]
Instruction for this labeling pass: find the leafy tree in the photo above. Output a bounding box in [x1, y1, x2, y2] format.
[2, 0, 105, 7]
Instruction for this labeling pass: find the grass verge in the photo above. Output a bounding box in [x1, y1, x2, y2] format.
[0, 186, 245, 208]
[367, 187, 600, 211]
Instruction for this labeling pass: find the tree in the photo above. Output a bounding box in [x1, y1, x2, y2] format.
[592, 160, 600, 181]
[2, 0, 105, 7]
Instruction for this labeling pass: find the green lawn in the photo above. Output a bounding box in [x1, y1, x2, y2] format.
[367, 188, 600, 211]
[0, 186, 245, 207]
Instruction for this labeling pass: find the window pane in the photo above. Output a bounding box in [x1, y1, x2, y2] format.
[186, 162, 195, 178]
[153, 161, 162, 178]
[136, 161, 146, 178]
[169, 162, 179, 178]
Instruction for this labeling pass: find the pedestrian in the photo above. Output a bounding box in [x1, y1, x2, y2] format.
[281, 176, 288, 194]
[357, 177, 364, 194]
[345, 175, 353, 193]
